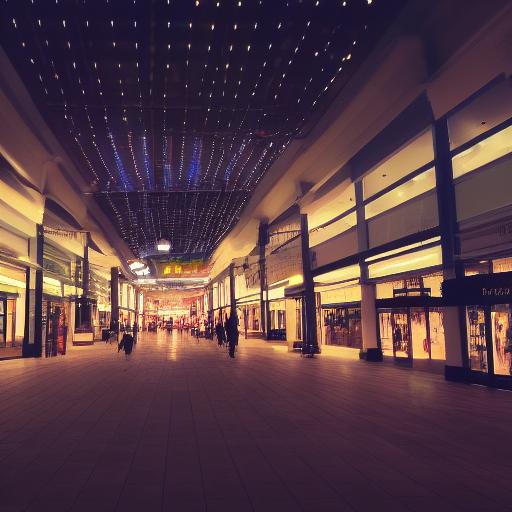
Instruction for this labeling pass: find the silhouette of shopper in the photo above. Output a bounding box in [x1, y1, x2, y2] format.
[215, 319, 226, 346]
[118, 331, 134, 358]
[226, 313, 239, 358]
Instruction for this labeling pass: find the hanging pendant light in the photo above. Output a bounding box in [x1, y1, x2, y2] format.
[157, 239, 171, 252]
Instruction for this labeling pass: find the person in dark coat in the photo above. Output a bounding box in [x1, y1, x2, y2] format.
[118, 331, 134, 358]
[215, 319, 226, 346]
[226, 313, 239, 358]
[133, 321, 138, 344]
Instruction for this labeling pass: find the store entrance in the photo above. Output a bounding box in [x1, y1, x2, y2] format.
[43, 300, 68, 357]
[378, 306, 445, 361]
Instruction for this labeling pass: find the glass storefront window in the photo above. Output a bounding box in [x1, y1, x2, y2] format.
[0, 300, 4, 345]
[364, 167, 436, 219]
[378, 309, 411, 358]
[429, 309, 446, 360]
[378, 311, 393, 356]
[465, 261, 490, 276]
[391, 311, 410, 358]
[491, 305, 512, 377]
[323, 306, 361, 349]
[411, 308, 429, 359]
[296, 303, 302, 341]
[492, 257, 512, 274]
[378, 306, 445, 361]
[466, 306, 487, 373]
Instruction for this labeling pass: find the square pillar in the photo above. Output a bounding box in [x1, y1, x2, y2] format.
[110, 267, 119, 333]
[300, 213, 318, 354]
[433, 117, 464, 371]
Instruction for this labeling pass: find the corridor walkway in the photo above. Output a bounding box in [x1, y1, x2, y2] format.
[1, 332, 511, 512]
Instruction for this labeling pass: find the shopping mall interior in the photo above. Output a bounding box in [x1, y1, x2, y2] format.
[1, 0, 512, 510]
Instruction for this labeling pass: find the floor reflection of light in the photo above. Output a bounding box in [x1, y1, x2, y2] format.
[167, 336, 178, 361]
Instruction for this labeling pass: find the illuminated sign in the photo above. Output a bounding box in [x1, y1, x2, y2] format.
[160, 259, 209, 277]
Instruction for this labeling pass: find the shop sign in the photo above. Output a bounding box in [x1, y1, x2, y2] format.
[43, 226, 80, 240]
[442, 271, 512, 305]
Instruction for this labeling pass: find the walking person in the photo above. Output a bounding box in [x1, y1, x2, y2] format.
[215, 318, 226, 347]
[118, 330, 135, 359]
[226, 312, 239, 358]
[133, 321, 138, 344]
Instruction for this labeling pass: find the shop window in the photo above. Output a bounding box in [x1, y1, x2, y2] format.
[492, 257, 512, 274]
[429, 308, 446, 360]
[365, 167, 436, 219]
[422, 273, 443, 297]
[410, 308, 429, 360]
[323, 307, 361, 349]
[452, 125, 512, 179]
[491, 304, 512, 376]
[378, 310, 394, 356]
[378, 310, 410, 358]
[295, 303, 302, 340]
[464, 261, 490, 276]
[378, 306, 445, 361]
[362, 129, 434, 200]
[466, 306, 487, 373]
[448, 79, 512, 151]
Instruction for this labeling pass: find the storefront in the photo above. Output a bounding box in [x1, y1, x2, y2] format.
[236, 296, 261, 337]
[268, 298, 286, 340]
[314, 265, 362, 352]
[42, 296, 69, 357]
[375, 273, 446, 367]
[443, 263, 512, 387]
[89, 268, 111, 340]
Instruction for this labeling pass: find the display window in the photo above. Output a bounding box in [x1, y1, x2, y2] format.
[269, 300, 286, 340]
[465, 304, 512, 376]
[466, 305, 488, 373]
[379, 309, 411, 358]
[43, 300, 68, 357]
[379, 307, 446, 361]
[322, 306, 361, 349]
[295, 299, 303, 341]
[491, 305, 512, 376]
[429, 308, 446, 360]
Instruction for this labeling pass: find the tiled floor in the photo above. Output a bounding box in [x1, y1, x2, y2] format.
[1, 331, 512, 512]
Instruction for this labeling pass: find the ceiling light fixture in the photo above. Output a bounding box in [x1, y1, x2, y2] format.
[157, 239, 171, 252]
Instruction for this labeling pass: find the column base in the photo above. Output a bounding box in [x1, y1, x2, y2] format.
[360, 348, 383, 362]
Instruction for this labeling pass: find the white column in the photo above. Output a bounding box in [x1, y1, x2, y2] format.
[361, 283, 378, 350]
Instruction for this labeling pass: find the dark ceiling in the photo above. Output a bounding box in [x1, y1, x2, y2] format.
[1, 0, 406, 259]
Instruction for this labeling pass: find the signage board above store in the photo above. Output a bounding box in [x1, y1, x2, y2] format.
[157, 258, 209, 277]
[442, 271, 512, 305]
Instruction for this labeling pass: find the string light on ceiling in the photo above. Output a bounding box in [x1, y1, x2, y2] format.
[1, 0, 406, 258]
